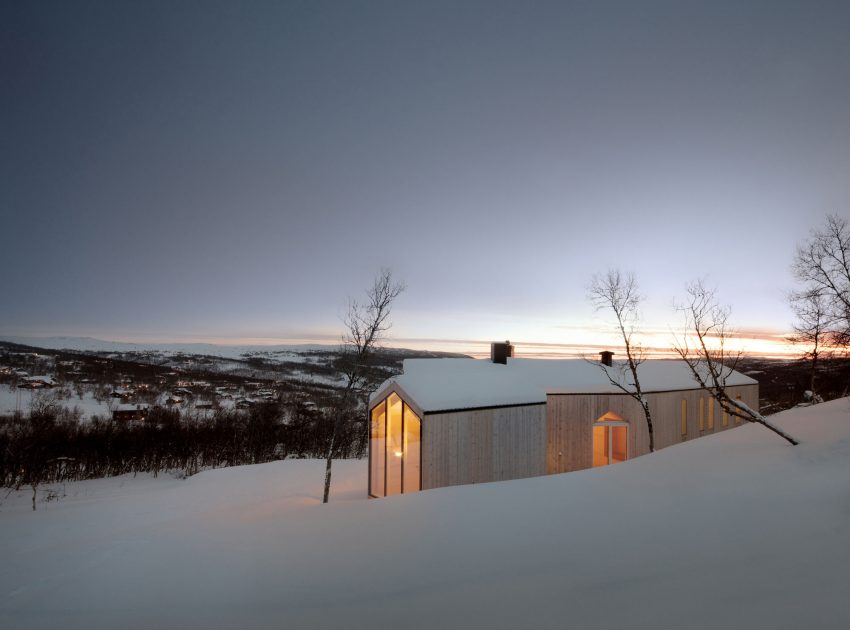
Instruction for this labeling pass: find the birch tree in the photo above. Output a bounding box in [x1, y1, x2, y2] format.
[673, 280, 799, 446]
[792, 214, 850, 348]
[588, 269, 655, 452]
[788, 288, 829, 401]
[322, 268, 405, 504]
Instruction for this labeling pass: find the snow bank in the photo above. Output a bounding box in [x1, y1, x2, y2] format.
[2, 400, 849, 629]
[0, 385, 112, 421]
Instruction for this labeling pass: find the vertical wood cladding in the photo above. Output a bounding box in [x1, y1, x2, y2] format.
[545, 385, 759, 474]
[422, 404, 546, 489]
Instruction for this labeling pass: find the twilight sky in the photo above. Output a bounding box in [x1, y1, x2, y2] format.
[2, 1, 849, 355]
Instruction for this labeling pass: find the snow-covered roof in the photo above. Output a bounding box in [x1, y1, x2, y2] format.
[371, 358, 758, 413]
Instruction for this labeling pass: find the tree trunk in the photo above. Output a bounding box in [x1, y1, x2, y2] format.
[322, 418, 337, 504]
[809, 351, 818, 398]
[643, 401, 655, 452]
[752, 416, 800, 446]
[731, 399, 800, 446]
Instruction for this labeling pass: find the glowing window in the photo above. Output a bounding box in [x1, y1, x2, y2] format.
[403, 404, 421, 493]
[369, 393, 422, 497]
[386, 394, 403, 496]
[592, 412, 628, 467]
[707, 398, 715, 430]
[370, 403, 386, 498]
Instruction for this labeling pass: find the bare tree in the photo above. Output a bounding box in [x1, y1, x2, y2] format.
[322, 268, 405, 504]
[587, 269, 655, 452]
[673, 280, 799, 445]
[788, 288, 829, 401]
[792, 214, 850, 348]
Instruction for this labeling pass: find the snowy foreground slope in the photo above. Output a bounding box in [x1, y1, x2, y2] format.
[2, 401, 849, 629]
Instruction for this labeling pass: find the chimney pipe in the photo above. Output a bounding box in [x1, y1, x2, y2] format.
[599, 351, 614, 367]
[491, 341, 514, 365]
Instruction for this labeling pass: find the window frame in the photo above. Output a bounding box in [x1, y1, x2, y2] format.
[707, 397, 715, 430]
[368, 392, 423, 498]
[591, 416, 629, 467]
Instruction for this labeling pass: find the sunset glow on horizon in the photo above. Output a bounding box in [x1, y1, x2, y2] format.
[387, 328, 799, 359]
[38, 325, 800, 360]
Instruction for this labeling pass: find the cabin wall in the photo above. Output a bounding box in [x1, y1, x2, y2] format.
[545, 394, 644, 474]
[647, 384, 759, 450]
[546, 384, 759, 475]
[421, 404, 546, 490]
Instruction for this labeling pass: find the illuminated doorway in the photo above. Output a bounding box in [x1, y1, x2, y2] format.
[592, 412, 628, 467]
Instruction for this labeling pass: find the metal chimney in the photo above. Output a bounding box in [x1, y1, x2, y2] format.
[491, 341, 515, 364]
[599, 351, 614, 366]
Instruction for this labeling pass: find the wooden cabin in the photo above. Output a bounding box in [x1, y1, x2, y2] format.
[367, 343, 758, 498]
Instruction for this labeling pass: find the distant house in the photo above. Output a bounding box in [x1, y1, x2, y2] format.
[19, 375, 57, 389]
[110, 388, 133, 400]
[113, 404, 150, 421]
[367, 343, 758, 498]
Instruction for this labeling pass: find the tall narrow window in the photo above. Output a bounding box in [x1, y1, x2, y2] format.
[722, 407, 729, 427]
[386, 393, 403, 496]
[403, 404, 421, 493]
[699, 398, 705, 432]
[707, 397, 715, 430]
[593, 425, 609, 467]
[369, 402, 386, 497]
[680, 399, 688, 438]
[734, 394, 743, 424]
[610, 426, 627, 464]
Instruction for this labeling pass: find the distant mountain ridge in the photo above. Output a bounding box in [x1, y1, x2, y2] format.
[0, 336, 338, 359]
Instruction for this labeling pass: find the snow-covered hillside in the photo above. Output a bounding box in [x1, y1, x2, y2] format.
[2, 400, 849, 629]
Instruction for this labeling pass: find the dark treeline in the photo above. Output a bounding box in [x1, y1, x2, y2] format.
[0, 400, 366, 489]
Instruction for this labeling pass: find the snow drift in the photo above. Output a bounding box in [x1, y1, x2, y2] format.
[1, 399, 849, 629]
